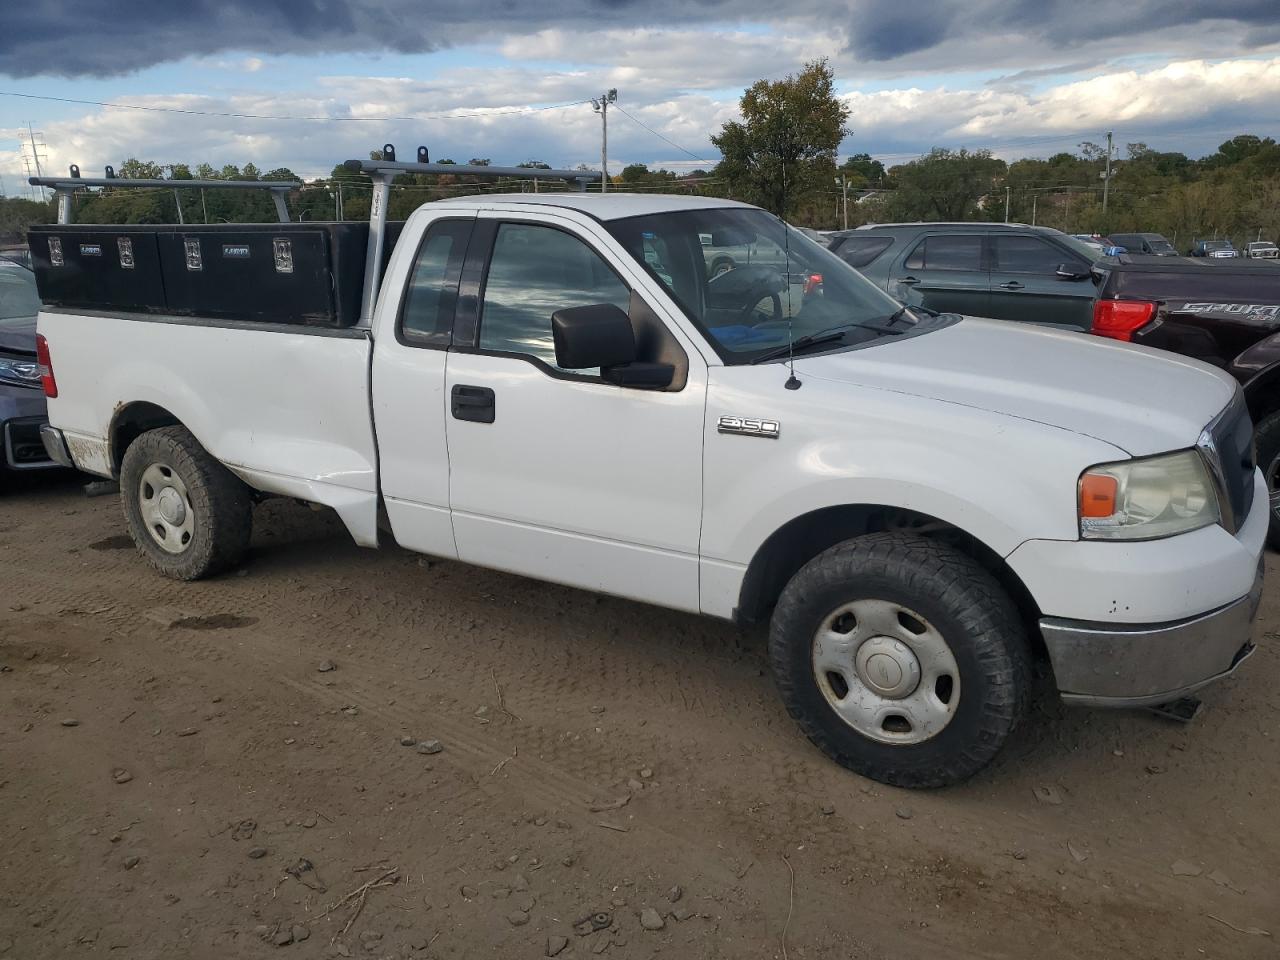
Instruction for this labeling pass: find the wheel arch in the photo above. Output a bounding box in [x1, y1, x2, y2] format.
[109, 401, 184, 477]
[735, 503, 1044, 653]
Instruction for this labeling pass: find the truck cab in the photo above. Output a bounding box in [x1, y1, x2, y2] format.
[30, 161, 1267, 789]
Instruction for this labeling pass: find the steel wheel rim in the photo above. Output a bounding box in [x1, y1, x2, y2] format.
[1266, 452, 1280, 524]
[811, 598, 961, 745]
[138, 462, 195, 555]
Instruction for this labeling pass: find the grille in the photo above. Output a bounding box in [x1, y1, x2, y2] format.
[1205, 393, 1255, 531]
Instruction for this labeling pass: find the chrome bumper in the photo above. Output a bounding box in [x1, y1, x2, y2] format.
[1041, 560, 1264, 708]
[39, 424, 75, 469]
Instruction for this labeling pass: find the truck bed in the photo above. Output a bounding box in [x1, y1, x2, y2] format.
[39, 305, 381, 545]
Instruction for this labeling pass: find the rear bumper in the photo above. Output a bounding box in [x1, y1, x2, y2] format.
[1041, 559, 1263, 707]
[39, 424, 75, 469]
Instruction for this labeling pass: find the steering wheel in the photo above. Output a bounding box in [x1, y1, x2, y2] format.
[740, 291, 784, 326]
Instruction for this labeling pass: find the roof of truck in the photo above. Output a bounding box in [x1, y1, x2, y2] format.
[427, 192, 755, 220]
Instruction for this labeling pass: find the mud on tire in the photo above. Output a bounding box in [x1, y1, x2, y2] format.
[769, 532, 1031, 789]
[120, 425, 252, 580]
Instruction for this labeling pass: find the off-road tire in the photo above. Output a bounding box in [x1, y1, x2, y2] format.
[120, 425, 252, 580]
[1252, 411, 1280, 551]
[769, 532, 1031, 789]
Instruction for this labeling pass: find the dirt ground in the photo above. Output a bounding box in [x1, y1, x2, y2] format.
[1, 473, 1277, 960]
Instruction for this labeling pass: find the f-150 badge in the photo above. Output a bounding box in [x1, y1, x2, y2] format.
[718, 416, 780, 438]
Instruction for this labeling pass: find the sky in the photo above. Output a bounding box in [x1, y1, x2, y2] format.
[1, 1, 1279, 195]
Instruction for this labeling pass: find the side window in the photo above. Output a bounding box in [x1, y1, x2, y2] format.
[994, 235, 1069, 274]
[399, 219, 473, 345]
[903, 235, 984, 271]
[833, 235, 893, 268]
[479, 223, 630, 371]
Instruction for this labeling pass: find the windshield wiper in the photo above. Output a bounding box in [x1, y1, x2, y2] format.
[749, 315, 912, 365]
[749, 328, 849, 364]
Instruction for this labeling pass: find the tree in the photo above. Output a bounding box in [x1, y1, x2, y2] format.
[840, 152, 885, 185]
[712, 58, 850, 217]
[883, 148, 1006, 221]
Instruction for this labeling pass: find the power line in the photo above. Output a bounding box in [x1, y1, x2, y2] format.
[0, 90, 593, 123]
[613, 104, 716, 166]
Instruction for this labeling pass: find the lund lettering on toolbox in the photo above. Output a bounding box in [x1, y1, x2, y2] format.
[79, 243, 102, 256]
[222, 244, 251, 259]
[718, 415, 780, 439]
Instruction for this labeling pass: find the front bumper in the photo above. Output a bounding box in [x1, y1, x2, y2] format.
[1, 386, 55, 470]
[1041, 559, 1263, 707]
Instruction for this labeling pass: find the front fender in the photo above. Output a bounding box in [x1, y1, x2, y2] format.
[698, 366, 1124, 617]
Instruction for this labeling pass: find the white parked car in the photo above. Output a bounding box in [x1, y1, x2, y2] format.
[32, 169, 1265, 788]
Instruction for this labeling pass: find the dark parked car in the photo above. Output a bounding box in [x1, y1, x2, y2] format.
[0, 259, 57, 485]
[1106, 232, 1178, 256]
[1190, 239, 1239, 258]
[827, 222, 1099, 329]
[1089, 254, 1280, 545]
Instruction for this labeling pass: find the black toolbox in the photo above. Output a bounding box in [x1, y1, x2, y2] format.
[29, 222, 405, 328]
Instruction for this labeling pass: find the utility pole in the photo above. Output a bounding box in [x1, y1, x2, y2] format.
[1004, 185, 1011, 223]
[24, 123, 49, 200]
[1102, 130, 1113, 217]
[591, 89, 617, 193]
[838, 173, 849, 230]
[1031, 193, 1038, 226]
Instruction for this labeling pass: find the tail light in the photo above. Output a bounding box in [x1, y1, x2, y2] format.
[35, 333, 58, 398]
[1092, 299, 1156, 342]
[803, 273, 823, 296]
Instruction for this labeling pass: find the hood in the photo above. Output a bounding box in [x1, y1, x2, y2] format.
[0, 314, 36, 355]
[795, 317, 1236, 457]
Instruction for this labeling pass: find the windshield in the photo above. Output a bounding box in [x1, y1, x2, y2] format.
[0, 265, 40, 324]
[1204, 240, 1232, 251]
[1147, 238, 1177, 254]
[605, 208, 915, 363]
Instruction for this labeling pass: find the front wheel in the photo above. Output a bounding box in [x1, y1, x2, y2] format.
[769, 533, 1031, 789]
[1252, 411, 1280, 551]
[120, 425, 252, 580]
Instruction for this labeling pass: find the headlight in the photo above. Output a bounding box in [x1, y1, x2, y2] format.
[1079, 450, 1221, 540]
[0, 353, 41, 388]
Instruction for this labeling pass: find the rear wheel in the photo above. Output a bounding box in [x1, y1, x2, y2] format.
[769, 533, 1031, 788]
[1253, 411, 1280, 551]
[120, 425, 252, 580]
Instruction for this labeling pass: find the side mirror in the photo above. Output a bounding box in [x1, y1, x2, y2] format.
[552, 303, 636, 370]
[550, 303, 675, 390]
[1056, 262, 1091, 281]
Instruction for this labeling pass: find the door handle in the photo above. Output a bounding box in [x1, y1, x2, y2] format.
[997, 281, 1025, 290]
[898, 276, 920, 285]
[451, 384, 496, 424]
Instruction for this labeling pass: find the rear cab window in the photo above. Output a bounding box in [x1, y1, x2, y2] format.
[398, 219, 474, 346]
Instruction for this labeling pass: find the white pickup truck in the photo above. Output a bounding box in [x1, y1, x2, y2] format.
[30, 157, 1265, 787]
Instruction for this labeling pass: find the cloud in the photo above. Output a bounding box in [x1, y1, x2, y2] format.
[3, 0, 1279, 79]
[4, 53, 1277, 195]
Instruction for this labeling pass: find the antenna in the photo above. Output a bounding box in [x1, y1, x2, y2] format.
[779, 124, 800, 390]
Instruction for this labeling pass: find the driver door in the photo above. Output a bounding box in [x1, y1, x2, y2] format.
[444, 211, 708, 612]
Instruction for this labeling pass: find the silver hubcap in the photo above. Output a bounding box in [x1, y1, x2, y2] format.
[811, 599, 961, 745]
[138, 462, 195, 554]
